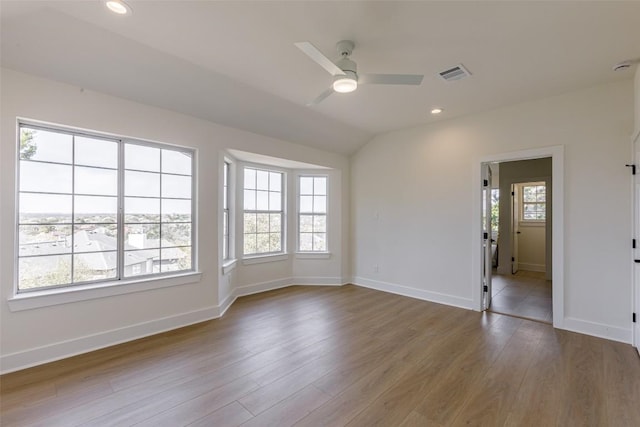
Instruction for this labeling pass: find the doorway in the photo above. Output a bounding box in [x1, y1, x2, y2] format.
[476, 146, 564, 329]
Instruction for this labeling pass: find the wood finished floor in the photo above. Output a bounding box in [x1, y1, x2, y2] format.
[490, 270, 552, 323]
[1, 285, 639, 427]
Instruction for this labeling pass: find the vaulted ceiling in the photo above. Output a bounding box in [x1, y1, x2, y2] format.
[2, 1, 639, 154]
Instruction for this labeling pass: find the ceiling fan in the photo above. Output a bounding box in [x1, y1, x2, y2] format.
[295, 40, 424, 106]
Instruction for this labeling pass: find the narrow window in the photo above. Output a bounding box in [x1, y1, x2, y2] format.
[298, 176, 327, 252]
[223, 161, 230, 260]
[243, 167, 283, 256]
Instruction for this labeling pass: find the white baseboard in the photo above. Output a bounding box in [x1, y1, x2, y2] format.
[291, 276, 345, 286]
[235, 277, 293, 297]
[0, 305, 221, 374]
[518, 263, 546, 273]
[562, 317, 632, 344]
[351, 276, 474, 310]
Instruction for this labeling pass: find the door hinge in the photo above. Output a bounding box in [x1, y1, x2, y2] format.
[483, 179, 488, 187]
[483, 232, 488, 239]
[634, 239, 637, 249]
[512, 257, 515, 262]
[511, 191, 515, 196]
[625, 164, 636, 175]
[633, 312, 636, 323]
[483, 285, 488, 292]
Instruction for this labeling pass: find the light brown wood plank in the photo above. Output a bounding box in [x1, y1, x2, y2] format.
[1, 285, 638, 427]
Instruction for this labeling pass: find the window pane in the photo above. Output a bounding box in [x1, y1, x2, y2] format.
[537, 193, 546, 202]
[300, 177, 313, 195]
[269, 192, 281, 211]
[74, 252, 117, 282]
[20, 128, 72, 163]
[125, 224, 160, 249]
[161, 246, 191, 272]
[300, 215, 313, 232]
[256, 191, 269, 210]
[244, 234, 257, 254]
[20, 161, 72, 193]
[299, 233, 312, 251]
[269, 233, 281, 252]
[75, 166, 117, 196]
[223, 163, 229, 186]
[162, 199, 191, 222]
[124, 249, 160, 277]
[269, 172, 281, 192]
[162, 174, 191, 199]
[20, 193, 72, 224]
[313, 215, 326, 232]
[223, 235, 228, 260]
[244, 168, 256, 189]
[270, 213, 281, 232]
[162, 149, 192, 175]
[223, 211, 229, 236]
[75, 137, 118, 168]
[256, 213, 269, 233]
[300, 196, 313, 213]
[244, 213, 257, 233]
[313, 233, 327, 251]
[314, 177, 327, 195]
[125, 144, 160, 172]
[314, 196, 327, 213]
[75, 196, 117, 223]
[256, 170, 269, 190]
[125, 197, 160, 223]
[161, 223, 191, 247]
[73, 225, 118, 253]
[244, 190, 256, 210]
[19, 254, 72, 290]
[256, 233, 270, 253]
[125, 170, 160, 197]
[19, 225, 72, 256]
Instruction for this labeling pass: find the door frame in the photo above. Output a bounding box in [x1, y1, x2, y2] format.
[633, 130, 640, 351]
[473, 146, 564, 330]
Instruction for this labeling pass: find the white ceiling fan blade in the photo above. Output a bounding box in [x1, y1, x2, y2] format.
[306, 87, 334, 106]
[295, 42, 346, 76]
[359, 74, 424, 85]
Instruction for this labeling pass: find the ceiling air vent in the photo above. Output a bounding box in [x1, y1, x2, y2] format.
[439, 64, 471, 82]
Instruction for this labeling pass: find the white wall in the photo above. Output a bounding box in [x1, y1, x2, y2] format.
[635, 67, 640, 136]
[0, 69, 349, 372]
[351, 79, 634, 342]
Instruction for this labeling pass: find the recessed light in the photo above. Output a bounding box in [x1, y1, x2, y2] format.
[105, 0, 132, 15]
[431, 108, 443, 115]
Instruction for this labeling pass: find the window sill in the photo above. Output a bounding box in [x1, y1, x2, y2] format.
[222, 259, 237, 275]
[295, 252, 332, 260]
[242, 253, 289, 265]
[7, 272, 202, 312]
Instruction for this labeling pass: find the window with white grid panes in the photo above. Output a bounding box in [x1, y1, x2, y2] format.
[16, 122, 194, 292]
[298, 176, 327, 252]
[243, 167, 283, 255]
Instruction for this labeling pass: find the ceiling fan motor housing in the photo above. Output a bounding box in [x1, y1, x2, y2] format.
[336, 57, 357, 74]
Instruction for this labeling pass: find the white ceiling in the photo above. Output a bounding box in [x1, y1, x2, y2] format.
[2, 1, 639, 155]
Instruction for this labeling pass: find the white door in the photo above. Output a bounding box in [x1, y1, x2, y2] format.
[482, 164, 493, 310]
[635, 148, 640, 354]
[511, 184, 520, 274]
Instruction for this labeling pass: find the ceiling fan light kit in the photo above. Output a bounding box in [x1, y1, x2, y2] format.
[295, 39, 424, 105]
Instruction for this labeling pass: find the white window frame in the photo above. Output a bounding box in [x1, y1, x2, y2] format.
[297, 174, 329, 253]
[222, 160, 231, 261]
[14, 120, 197, 296]
[242, 165, 285, 258]
[520, 182, 546, 222]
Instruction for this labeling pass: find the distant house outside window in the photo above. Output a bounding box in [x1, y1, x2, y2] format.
[16, 122, 195, 292]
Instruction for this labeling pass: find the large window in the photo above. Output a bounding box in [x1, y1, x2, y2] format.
[298, 176, 327, 252]
[522, 183, 546, 221]
[243, 167, 283, 256]
[17, 123, 194, 292]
